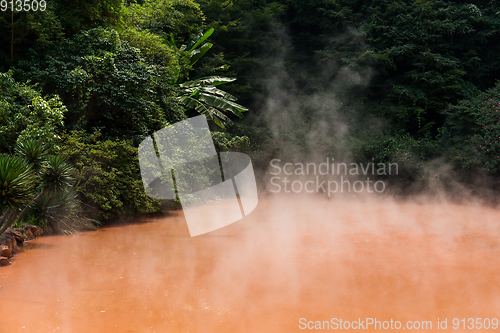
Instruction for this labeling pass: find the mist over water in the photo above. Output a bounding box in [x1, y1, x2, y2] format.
[1, 194, 500, 332]
[252, 25, 378, 164]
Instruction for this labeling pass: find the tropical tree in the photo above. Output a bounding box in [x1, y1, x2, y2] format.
[16, 27, 183, 144]
[0, 155, 35, 235]
[178, 76, 248, 128]
[14, 139, 49, 176]
[0, 140, 77, 236]
[172, 28, 249, 128]
[29, 187, 94, 234]
[14, 141, 75, 225]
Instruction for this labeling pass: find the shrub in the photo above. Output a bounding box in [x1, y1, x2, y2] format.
[362, 131, 439, 182]
[57, 130, 161, 220]
[17, 27, 185, 144]
[443, 81, 500, 174]
[0, 71, 66, 153]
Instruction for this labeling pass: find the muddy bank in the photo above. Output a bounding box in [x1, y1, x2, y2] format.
[0, 225, 43, 266]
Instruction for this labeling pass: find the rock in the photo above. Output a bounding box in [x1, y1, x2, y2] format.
[0, 257, 9, 266]
[0, 225, 44, 268]
[29, 225, 43, 237]
[19, 224, 43, 237]
[0, 233, 19, 256]
[0, 245, 11, 258]
[5, 229, 24, 246]
[10, 235, 18, 253]
[23, 229, 34, 240]
[33, 225, 43, 236]
[0, 236, 12, 249]
[0, 235, 16, 253]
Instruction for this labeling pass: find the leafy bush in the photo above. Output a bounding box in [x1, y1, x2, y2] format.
[362, 131, 439, 182]
[0, 71, 66, 153]
[17, 27, 185, 144]
[121, 0, 204, 43]
[443, 81, 500, 174]
[211, 131, 251, 152]
[56, 131, 161, 220]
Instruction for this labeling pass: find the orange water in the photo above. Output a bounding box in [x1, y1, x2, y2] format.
[1, 196, 500, 332]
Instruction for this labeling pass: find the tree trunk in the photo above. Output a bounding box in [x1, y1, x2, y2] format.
[0, 210, 19, 236]
[0, 209, 12, 233]
[12, 189, 49, 227]
[10, 11, 13, 61]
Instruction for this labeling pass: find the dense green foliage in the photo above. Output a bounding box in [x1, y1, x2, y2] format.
[0, 140, 90, 236]
[0, 71, 66, 151]
[443, 82, 500, 173]
[1, 0, 500, 228]
[16, 27, 182, 143]
[56, 131, 160, 220]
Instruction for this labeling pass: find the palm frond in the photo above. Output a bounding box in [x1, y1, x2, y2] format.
[14, 139, 48, 175]
[40, 156, 75, 194]
[0, 155, 36, 212]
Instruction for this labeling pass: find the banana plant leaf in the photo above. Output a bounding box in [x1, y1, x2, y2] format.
[180, 76, 237, 87]
[188, 28, 215, 52]
[182, 86, 237, 101]
[189, 42, 213, 66]
[196, 93, 247, 118]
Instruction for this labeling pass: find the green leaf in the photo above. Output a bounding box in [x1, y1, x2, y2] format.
[194, 103, 231, 128]
[177, 95, 200, 109]
[196, 93, 247, 118]
[0, 155, 35, 212]
[180, 76, 236, 88]
[189, 42, 213, 66]
[188, 28, 215, 52]
[199, 86, 237, 101]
